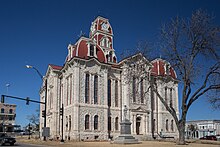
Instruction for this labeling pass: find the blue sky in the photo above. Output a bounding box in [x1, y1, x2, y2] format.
[0, 0, 219, 127]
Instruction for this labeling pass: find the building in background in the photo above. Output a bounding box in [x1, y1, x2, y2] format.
[40, 16, 179, 141]
[186, 120, 220, 139]
[0, 103, 17, 132]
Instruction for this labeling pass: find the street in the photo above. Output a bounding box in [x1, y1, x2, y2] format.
[3, 143, 47, 147]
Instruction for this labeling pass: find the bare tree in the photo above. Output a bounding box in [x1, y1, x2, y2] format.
[27, 109, 39, 132]
[187, 124, 197, 139]
[208, 89, 220, 109]
[155, 9, 220, 144]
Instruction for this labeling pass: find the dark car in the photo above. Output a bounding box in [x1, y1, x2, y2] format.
[199, 135, 217, 141]
[0, 133, 16, 146]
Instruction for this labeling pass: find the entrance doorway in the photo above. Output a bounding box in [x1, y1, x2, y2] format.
[136, 117, 141, 135]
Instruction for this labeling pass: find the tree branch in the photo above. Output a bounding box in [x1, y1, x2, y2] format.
[151, 84, 179, 125]
[187, 84, 220, 109]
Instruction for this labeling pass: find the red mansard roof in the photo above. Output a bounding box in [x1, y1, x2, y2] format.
[151, 58, 177, 79]
[70, 38, 107, 63]
[49, 64, 63, 70]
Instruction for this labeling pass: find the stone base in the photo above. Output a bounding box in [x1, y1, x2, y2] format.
[113, 134, 140, 144]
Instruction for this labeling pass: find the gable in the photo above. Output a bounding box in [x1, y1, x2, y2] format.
[131, 106, 149, 113]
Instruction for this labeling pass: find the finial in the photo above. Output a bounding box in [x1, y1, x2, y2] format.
[78, 30, 86, 38]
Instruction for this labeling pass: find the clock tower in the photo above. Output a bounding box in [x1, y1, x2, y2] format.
[89, 16, 117, 63]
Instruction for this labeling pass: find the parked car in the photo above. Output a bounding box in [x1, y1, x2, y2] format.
[20, 131, 32, 135]
[0, 133, 16, 146]
[199, 135, 217, 141]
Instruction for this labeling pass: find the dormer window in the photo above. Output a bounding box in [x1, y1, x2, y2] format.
[87, 42, 97, 57]
[109, 51, 112, 62]
[90, 45, 94, 56]
[165, 63, 170, 75]
[113, 56, 117, 63]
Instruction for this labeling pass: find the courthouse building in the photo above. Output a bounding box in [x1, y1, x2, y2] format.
[40, 16, 179, 141]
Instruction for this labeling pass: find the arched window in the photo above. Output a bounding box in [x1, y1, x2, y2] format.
[108, 116, 111, 131]
[69, 75, 72, 105]
[85, 114, 90, 130]
[108, 79, 111, 107]
[166, 119, 169, 132]
[140, 78, 144, 103]
[170, 89, 173, 107]
[94, 75, 98, 104]
[106, 55, 108, 62]
[165, 87, 168, 104]
[115, 117, 119, 131]
[132, 77, 136, 103]
[9, 109, 13, 114]
[69, 115, 71, 131]
[1, 108, 4, 113]
[171, 120, 174, 132]
[153, 119, 156, 132]
[101, 37, 109, 48]
[85, 74, 90, 103]
[66, 77, 69, 106]
[104, 38, 107, 47]
[94, 115, 98, 130]
[109, 52, 112, 62]
[115, 80, 118, 107]
[113, 56, 116, 63]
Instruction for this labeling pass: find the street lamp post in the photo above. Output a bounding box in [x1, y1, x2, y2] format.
[26, 65, 47, 141]
[28, 123, 31, 139]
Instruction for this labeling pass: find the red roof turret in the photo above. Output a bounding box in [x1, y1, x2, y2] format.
[151, 58, 177, 79]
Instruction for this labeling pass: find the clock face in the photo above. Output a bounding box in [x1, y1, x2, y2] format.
[101, 23, 109, 31]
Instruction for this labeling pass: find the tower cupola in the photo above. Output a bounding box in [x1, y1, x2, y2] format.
[89, 16, 117, 63]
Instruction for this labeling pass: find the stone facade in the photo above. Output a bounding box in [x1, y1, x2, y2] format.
[40, 16, 179, 141]
[0, 103, 16, 132]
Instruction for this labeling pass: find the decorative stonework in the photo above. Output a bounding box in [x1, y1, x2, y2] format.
[40, 16, 179, 141]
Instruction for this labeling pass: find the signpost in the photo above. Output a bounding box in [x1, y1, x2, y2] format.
[42, 127, 50, 137]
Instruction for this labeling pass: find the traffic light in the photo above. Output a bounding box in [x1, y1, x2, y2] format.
[26, 97, 30, 105]
[1, 95, 4, 103]
[42, 110, 45, 118]
[60, 107, 63, 116]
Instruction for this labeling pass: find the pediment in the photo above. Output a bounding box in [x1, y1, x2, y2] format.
[119, 53, 152, 68]
[131, 106, 149, 113]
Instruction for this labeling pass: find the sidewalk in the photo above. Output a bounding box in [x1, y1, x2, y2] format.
[16, 137, 220, 147]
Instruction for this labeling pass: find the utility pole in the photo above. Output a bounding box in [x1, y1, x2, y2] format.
[43, 79, 47, 141]
[28, 123, 31, 139]
[26, 65, 47, 141]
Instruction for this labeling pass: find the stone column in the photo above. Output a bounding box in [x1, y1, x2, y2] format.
[132, 115, 135, 133]
[147, 115, 149, 133]
[73, 66, 80, 134]
[144, 115, 146, 135]
[133, 115, 136, 135]
[103, 68, 108, 137]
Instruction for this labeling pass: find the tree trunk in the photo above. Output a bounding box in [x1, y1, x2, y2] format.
[177, 120, 186, 145]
